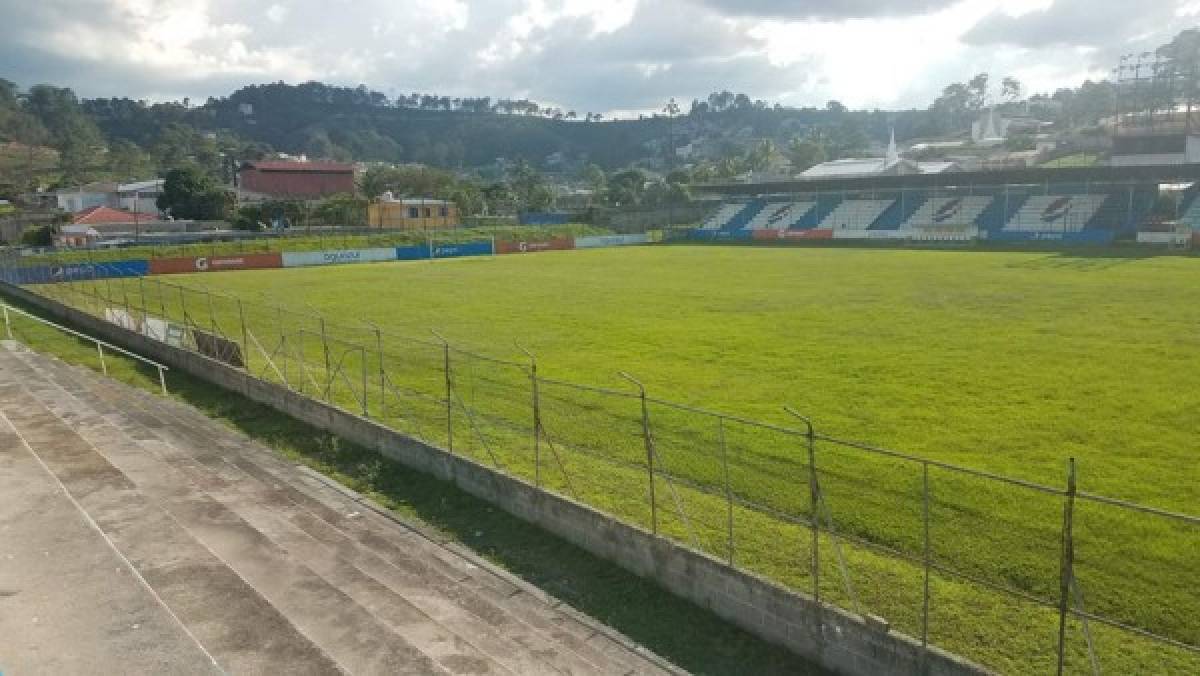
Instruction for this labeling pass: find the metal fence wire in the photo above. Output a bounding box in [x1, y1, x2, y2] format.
[9, 265, 1200, 675]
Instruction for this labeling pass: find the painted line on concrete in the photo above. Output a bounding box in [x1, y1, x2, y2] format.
[0, 404, 227, 676]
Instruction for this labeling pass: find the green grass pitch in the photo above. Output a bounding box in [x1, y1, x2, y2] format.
[50, 245, 1200, 674]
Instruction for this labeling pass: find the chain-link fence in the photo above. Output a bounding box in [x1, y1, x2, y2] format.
[9, 267, 1199, 675]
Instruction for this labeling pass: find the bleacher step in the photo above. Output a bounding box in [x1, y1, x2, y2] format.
[10, 348, 676, 675]
[0, 349, 345, 675]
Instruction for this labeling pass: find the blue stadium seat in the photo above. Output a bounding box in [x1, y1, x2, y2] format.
[871, 192, 926, 230]
[789, 195, 842, 229]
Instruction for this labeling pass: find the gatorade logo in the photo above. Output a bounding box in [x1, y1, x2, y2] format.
[195, 257, 210, 271]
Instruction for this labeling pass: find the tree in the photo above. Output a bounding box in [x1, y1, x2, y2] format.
[157, 166, 231, 220]
[786, 137, 827, 173]
[607, 169, 647, 206]
[21, 224, 55, 246]
[313, 193, 367, 227]
[508, 160, 553, 211]
[106, 140, 154, 180]
[1001, 77, 1023, 103]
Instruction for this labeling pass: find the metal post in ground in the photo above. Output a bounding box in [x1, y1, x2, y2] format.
[364, 320, 384, 416]
[157, 278, 167, 323]
[2, 305, 11, 339]
[179, 285, 188, 328]
[238, 299, 249, 372]
[138, 276, 148, 328]
[786, 406, 819, 606]
[279, 305, 289, 389]
[719, 416, 733, 565]
[518, 343, 540, 487]
[922, 461, 931, 654]
[360, 345, 369, 417]
[206, 288, 216, 336]
[432, 330, 453, 452]
[1056, 457, 1078, 676]
[620, 371, 656, 535]
[317, 314, 331, 399]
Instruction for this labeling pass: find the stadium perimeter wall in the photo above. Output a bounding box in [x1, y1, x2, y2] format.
[6, 234, 653, 284]
[1, 280, 988, 676]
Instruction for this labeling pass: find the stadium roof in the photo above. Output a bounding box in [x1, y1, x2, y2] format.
[694, 163, 1200, 196]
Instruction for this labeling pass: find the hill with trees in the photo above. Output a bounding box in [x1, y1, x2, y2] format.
[2, 26, 1198, 201]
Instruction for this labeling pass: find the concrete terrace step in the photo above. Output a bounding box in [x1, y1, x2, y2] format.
[1, 345, 679, 676]
[0, 349, 344, 675]
[30, 350, 674, 676]
[3, 352, 450, 676]
[0, 410, 220, 675]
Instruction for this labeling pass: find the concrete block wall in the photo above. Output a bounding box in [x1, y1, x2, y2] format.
[2, 282, 991, 676]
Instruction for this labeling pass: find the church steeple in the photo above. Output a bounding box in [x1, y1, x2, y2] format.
[885, 127, 899, 166]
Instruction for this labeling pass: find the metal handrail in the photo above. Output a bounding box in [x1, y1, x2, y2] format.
[1, 303, 169, 396]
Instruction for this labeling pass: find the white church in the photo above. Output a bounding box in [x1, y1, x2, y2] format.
[799, 130, 960, 180]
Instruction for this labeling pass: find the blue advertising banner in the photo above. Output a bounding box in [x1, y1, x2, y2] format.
[394, 244, 433, 261]
[429, 240, 493, 259]
[10, 259, 149, 284]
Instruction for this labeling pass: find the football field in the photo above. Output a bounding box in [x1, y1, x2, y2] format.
[66, 245, 1200, 673]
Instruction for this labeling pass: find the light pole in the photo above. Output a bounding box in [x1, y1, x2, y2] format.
[663, 97, 680, 233]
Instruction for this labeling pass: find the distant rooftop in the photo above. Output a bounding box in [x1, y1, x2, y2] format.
[242, 160, 355, 173]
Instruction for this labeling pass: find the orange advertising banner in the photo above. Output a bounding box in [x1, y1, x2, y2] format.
[495, 237, 575, 254]
[751, 229, 833, 240]
[149, 253, 283, 275]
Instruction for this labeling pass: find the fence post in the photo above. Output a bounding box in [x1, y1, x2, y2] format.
[367, 321, 384, 416]
[360, 345, 369, 417]
[138, 276, 148, 327]
[620, 372, 656, 535]
[157, 278, 167, 322]
[922, 461, 931, 654]
[518, 344, 540, 487]
[432, 330, 453, 452]
[279, 305, 289, 389]
[238, 299, 249, 372]
[206, 288, 216, 336]
[719, 417, 733, 565]
[319, 315, 331, 400]
[2, 304, 11, 339]
[785, 407, 819, 605]
[1056, 457, 1078, 676]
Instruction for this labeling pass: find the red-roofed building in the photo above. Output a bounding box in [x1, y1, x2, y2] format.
[72, 206, 141, 225]
[238, 160, 356, 199]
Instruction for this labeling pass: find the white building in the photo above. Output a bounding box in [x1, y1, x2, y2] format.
[799, 130, 960, 180]
[116, 179, 165, 215]
[54, 182, 118, 213]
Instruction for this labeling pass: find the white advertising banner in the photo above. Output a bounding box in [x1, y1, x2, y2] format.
[1136, 232, 1191, 246]
[282, 247, 398, 268]
[574, 234, 652, 248]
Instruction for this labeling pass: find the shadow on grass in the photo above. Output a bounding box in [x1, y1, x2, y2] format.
[1, 287, 825, 675]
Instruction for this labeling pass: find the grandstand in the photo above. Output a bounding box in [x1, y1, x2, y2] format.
[820, 199, 895, 231]
[901, 196, 993, 230]
[690, 164, 1200, 244]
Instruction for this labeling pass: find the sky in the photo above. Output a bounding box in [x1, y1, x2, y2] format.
[0, 0, 1196, 116]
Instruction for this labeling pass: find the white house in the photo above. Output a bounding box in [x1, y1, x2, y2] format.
[54, 182, 118, 213]
[116, 179, 165, 215]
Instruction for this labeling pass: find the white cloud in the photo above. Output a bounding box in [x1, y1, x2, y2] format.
[0, 0, 1196, 112]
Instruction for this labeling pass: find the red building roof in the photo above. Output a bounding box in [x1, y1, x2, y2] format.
[73, 206, 140, 224]
[241, 161, 355, 173]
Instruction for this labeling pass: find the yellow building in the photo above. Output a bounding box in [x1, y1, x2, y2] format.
[368, 197, 459, 230]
